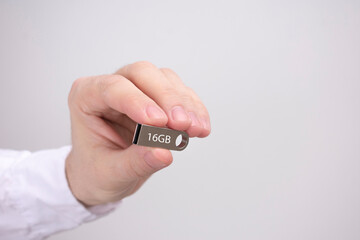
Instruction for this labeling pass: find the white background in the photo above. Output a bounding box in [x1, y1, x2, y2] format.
[0, 0, 359, 239]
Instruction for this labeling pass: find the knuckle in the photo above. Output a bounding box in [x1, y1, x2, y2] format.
[130, 61, 156, 72]
[160, 85, 179, 98]
[98, 75, 121, 92]
[160, 86, 197, 105]
[179, 86, 196, 101]
[98, 75, 127, 99]
[160, 67, 176, 76]
[161, 68, 183, 84]
[68, 77, 87, 105]
[181, 93, 194, 105]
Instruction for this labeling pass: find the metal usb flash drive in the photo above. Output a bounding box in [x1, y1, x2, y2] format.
[132, 124, 189, 151]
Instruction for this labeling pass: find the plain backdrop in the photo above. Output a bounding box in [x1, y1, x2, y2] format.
[0, 0, 359, 239]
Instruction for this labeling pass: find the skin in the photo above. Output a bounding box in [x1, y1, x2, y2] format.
[65, 61, 211, 206]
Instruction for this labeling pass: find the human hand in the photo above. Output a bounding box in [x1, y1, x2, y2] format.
[65, 61, 211, 206]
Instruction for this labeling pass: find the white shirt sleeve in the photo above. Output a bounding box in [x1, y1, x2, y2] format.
[0, 146, 120, 240]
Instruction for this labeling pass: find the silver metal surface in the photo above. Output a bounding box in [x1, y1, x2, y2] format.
[132, 124, 189, 151]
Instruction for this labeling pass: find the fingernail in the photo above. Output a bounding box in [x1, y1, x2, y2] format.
[171, 106, 189, 122]
[189, 112, 200, 127]
[201, 118, 211, 131]
[146, 105, 166, 120]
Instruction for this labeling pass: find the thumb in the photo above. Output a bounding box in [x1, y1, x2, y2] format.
[115, 145, 173, 181]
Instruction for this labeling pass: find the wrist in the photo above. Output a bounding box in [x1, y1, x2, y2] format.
[65, 150, 92, 207]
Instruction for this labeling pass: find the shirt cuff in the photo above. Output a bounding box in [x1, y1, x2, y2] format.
[2, 146, 120, 240]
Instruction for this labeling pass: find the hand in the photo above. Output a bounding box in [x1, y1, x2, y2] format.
[65, 61, 211, 206]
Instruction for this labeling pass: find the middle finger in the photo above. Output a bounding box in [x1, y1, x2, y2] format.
[116, 61, 192, 131]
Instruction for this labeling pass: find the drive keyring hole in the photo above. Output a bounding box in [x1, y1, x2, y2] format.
[175, 134, 188, 149]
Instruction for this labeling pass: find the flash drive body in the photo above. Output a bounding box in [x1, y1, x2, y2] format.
[132, 124, 189, 151]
